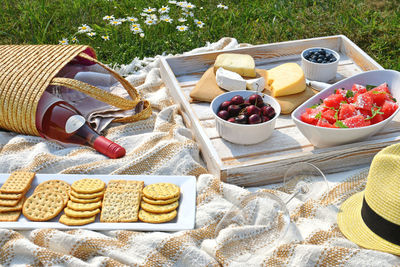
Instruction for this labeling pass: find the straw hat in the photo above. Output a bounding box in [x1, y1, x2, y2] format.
[337, 143, 400, 255]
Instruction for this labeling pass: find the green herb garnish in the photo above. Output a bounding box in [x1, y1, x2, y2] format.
[345, 90, 354, 98]
[366, 84, 378, 91]
[391, 97, 397, 103]
[365, 106, 384, 120]
[334, 89, 337, 94]
[335, 121, 348, 128]
[371, 90, 387, 94]
[315, 112, 322, 119]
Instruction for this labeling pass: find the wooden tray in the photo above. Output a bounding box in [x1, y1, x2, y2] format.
[160, 35, 400, 186]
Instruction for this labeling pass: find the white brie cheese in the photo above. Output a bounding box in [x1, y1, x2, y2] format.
[245, 77, 265, 92]
[215, 67, 246, 91]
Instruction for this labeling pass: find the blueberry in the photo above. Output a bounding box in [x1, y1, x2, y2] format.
[329, 57, 336, 62]
[319, 49, 326, 55]
[317, 58, 323, 63]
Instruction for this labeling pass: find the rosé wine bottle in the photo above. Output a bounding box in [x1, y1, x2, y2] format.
[35, 91, 126, 159]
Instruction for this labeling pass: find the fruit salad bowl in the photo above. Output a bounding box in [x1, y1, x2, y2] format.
[210, 91, 281, 145]
[292, 70, 400, 147]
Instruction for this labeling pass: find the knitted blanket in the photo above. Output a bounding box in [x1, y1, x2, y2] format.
[0, 38, 399, 266]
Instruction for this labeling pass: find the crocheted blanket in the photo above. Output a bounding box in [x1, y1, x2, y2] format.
[0, 38, 399, 266]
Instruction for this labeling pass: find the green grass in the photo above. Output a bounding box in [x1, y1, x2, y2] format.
[0, 0, 399, 70]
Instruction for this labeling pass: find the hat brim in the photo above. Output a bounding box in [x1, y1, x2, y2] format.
[337, 191, 400, 255]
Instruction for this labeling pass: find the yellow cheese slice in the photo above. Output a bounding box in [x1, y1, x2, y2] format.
[214, 53, 256, 77]
[267, 63, 306, 97]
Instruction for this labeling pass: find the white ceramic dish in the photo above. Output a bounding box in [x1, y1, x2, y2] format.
[301, 47, 340, 82]
[210, 90, 281, 145]
[292, 70, 400, 147]
[0, 174, 196, 231]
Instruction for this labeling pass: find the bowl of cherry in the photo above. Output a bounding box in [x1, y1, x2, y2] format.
[301, 47, 340, 82]
[210, 90, 280, 145]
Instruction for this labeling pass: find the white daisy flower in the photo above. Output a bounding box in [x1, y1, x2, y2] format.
[217, 3, 228, 9]
[143, 7, 156, 13]
[101, 35, 110, 41]
[109, 20, 122, 26]
[132, 27, 143, 34]
[176, 1, 187, 8]
[130, 23, 141, 29]
[160, 15, 173, 23]
[140, 13, 148, 17]
[140, 33, 145, 38]
[87, 32, 96, 37]
[59, 38, 68, 45]
[117, 18, 127, 22]
[144, 18, 157, 25]
[127, 16, 138, 22]
[194, 19, 204, 28]
[185, 3, 195, 9]
[200, 7, 203, 9]
[168, 1, 176, 3]
[178, 17, 187, 22]
[158, 6, 170, 13]
[71, 37, 79, 43]
[176, 25, 188, 31]
[103, 15, 115, 20]
[78, 24, 92, 33]
[182, 11, 194, 17]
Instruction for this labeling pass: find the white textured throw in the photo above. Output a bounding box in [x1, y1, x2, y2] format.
[0, 38, 399, 266]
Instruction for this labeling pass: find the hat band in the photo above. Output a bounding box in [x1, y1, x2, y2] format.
[361, 197, 400, 246]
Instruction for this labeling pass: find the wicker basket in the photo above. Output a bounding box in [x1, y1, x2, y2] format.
[0, 45, 151, 136]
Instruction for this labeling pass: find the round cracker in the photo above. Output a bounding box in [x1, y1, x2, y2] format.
[34, 180, 71, 206]
[67, 200, 102, 211]
[71, 178, 105, 194]
[140, 201, 179, 214]
[142, 183, 180, 200]
[142, 195, 180, 205]
[138, 209, 177, 223]
[69, 194, 102, 204]
[59, 214, 96, 226]
[64, 207, 100, 218]
[70, 189, 104, 199]
[23, 191, 64, 221]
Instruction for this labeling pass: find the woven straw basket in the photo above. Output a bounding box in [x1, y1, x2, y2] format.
[0, 45, 151, 136]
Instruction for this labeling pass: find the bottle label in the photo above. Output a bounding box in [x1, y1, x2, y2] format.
[65, 115, 86, 133]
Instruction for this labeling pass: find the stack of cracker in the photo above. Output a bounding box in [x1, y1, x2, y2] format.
[139, 183, 180, 224]
[0, 171, 35, 222]
[59, 178, 105, 226]
[100, 180, 144, 222]
[23, 179, 70, 222]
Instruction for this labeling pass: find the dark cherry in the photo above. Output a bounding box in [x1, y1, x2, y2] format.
[219, 100, 231, 111]
[227, 117, 236, 123]
[262, 115, 270, 122]
[231, 95, 244, 105]
[245, 105, 261, 116]
[248, 114, 262, 124]
[242, 99, 251, 107]
[217, 110, 229, 120]
[249, 94, 263, 106]
[227, 105, 241, 117]
[261, 105, 276, 118]
[235, 114, 248, 124]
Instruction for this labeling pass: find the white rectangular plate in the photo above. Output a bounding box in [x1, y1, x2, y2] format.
[0, 173, 196, 231]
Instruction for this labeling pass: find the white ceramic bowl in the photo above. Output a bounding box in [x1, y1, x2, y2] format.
[301, 47, 340, 82]
[211, 91, 281, 145]
[292, 70, 400, 147]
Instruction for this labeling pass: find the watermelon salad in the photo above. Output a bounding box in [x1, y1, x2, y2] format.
[300, 83, 398, 128]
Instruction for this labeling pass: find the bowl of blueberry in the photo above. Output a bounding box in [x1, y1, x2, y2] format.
[210, 91, 280, 145]
[301, 47, 340, 82]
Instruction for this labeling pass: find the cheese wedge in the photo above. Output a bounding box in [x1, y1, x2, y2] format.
[267, 63, 306, 97]
[214, 53, 256, 77]
[216, 67, 246, 91]
[246, 76, 265, 91]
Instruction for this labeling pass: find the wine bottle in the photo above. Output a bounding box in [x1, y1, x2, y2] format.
[35, 91, 126, 159]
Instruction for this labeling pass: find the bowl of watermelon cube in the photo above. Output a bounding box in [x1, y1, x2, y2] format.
[211, 90, 280, 145]
[292, 70, 400, 147]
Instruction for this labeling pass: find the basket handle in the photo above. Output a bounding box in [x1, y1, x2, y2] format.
[49, 52, 152, 123]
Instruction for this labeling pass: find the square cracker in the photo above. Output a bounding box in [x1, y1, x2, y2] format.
[0, 172, 35, 194]
[0, 197, 25, 212]
[107, 180, 144, 192]
[0, 210, 21, 221]
[100, 190, 141, 222]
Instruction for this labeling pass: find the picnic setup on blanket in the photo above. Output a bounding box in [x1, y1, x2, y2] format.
[0, 36, 399, 266]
